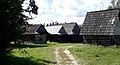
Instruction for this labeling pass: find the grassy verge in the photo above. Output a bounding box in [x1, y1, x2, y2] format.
[69, 44, 120, 65]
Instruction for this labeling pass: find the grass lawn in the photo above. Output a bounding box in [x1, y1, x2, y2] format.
[9, 42, 58, 65]
[69, 44, 120, 65]
[9, 42, 120, 65]
[9, 42, 79, 65]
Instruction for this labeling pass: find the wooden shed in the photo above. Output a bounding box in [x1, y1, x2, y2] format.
[81, 9, 120, 45]
[23, 24, 48, 44]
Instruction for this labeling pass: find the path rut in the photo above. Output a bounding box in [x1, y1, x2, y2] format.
[55, 46, 79, 65]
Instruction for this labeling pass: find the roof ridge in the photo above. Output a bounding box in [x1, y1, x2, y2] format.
[88, 8, 120, 13]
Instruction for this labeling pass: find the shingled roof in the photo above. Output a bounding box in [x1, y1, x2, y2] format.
[45, 22, 80, 35]
[63, 23, 80, 35]
[24, 24, 48, 35]
[45, 25, 67, 35]
[81, 9, 120, 35]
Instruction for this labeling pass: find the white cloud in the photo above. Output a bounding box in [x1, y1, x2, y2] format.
[82, 0, 103, 5]
[24, 0, 111, 25]
[50, 0, 80, 17]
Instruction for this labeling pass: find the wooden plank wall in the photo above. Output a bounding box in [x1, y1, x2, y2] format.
[83, 35, 113, 45]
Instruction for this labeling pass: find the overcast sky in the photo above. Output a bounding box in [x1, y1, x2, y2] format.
[23, 0, 111, 24]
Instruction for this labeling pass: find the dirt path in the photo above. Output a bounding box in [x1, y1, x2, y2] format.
[55, 46, 79, 65]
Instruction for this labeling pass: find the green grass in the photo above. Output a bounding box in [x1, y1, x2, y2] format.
[69, 44, 120, 65]
[9, 42, 58, 65]
[10, 42, 120, 65]
[9, 42, 80, 65]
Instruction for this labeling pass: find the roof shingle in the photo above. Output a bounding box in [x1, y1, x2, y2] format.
[81, 9, 120, 35]
[24, 24, 48, 35]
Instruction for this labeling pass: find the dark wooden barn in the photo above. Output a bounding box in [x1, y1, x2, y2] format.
[23, 24, 48, 44]
[46, 23, 82, 43]
[81, 9, 120, 45]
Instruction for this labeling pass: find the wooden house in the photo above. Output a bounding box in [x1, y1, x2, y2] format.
[45, 25, 66, 42]
[81, 9, 120, 45]
[46, 23, 82, 43]
[23, 24, 48, 44]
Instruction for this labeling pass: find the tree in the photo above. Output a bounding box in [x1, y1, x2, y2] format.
[0, 0, 38, 64]
[108, 0, 120, 9]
